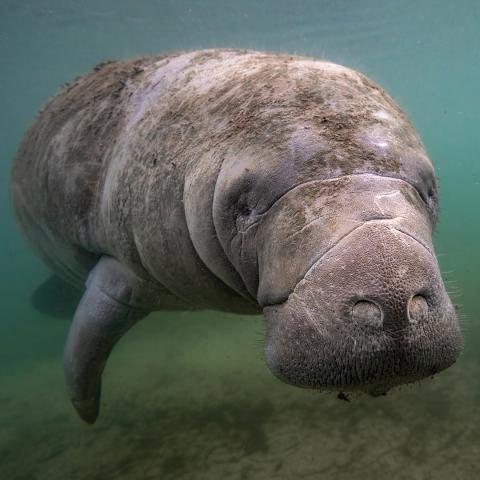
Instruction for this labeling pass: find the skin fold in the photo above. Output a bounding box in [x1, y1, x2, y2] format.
[11, 49, 462, 423]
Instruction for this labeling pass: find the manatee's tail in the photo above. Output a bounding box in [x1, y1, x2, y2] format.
[63, 256, 150, 423]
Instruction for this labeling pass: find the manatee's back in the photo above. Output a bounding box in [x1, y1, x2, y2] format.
[10, 57, 160, 287]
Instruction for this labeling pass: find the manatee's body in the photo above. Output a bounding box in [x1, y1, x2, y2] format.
[11, 49, 462, 423]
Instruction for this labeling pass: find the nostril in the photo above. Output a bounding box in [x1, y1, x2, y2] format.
[408, 295, 429, 324]
[352, 300, 382, 327]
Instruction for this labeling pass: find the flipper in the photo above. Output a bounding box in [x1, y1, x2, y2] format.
[63, 256, 151, 423]
[30, 274, 82, 319]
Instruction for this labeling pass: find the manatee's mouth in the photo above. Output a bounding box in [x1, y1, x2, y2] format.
[262, 223, 463, 394]
[263, 311, 461, 394]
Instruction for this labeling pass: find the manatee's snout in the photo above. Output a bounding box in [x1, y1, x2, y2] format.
[263, 222, 462, 395]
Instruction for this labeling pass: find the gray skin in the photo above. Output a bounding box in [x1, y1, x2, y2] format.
[11, 49, 462, 423]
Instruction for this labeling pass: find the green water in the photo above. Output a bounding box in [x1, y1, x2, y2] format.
[1, 1, 480, 478]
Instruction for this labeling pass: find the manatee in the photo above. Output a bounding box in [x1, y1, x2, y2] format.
[11, 49, 462, 423]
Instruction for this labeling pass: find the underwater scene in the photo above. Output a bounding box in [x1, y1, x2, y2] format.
[1, 1, 480, 478]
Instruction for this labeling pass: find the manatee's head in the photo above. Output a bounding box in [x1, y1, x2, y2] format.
[210, 59, 462, 395]
[230, 173, 461, 396]
[260, 176, 462, 395]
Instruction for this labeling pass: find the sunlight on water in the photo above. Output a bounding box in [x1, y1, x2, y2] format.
[1, 1, 480, 478]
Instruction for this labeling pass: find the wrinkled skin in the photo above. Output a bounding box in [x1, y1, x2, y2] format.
[11, 49, 461, 422]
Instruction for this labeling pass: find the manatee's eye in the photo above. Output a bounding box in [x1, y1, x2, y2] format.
[238, 202, 252, 217]
[420, 185, 435, 205]
[427, 187, 437, 208]
[231, 183, 257, 218]
[214, 165, 263, 238]
[418, 180, 438, 225]
[427, 183, 437, 204]
[233, 193, 255, 230]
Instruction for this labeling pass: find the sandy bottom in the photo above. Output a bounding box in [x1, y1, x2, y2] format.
[1, 309, 479, 480]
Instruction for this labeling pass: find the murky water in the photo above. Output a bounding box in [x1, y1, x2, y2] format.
[1, 1, 480, 478]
